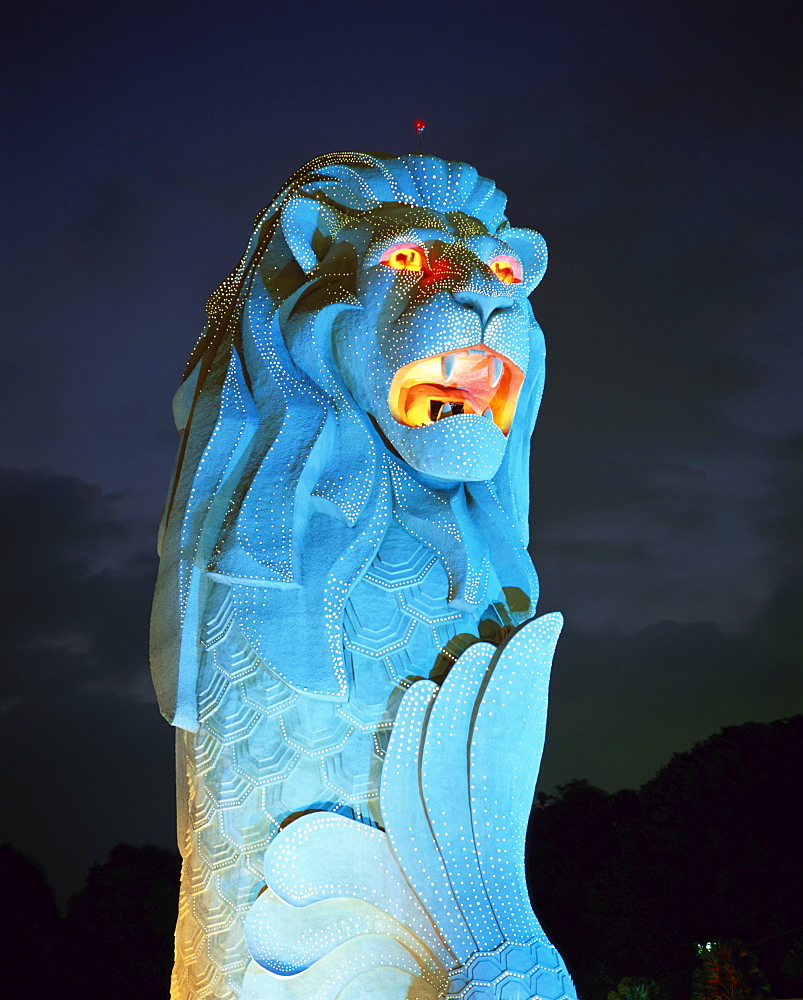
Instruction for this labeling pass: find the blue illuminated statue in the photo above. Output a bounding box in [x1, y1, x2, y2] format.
[151, 152, 577, 1000]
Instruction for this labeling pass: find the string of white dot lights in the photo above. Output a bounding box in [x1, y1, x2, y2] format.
[151, 152, 575, 998]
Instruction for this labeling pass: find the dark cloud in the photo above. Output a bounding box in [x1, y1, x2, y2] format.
[530, 424, 800, 632]
[0, 689, 175, 909]
[538, 596, 803, 795]
[0, 469, 158, 704]
[0, 470, 174, 905]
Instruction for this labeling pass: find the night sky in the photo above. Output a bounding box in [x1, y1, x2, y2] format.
[2, 0, 801, 907]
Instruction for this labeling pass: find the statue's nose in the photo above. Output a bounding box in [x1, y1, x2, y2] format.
[452, 290, 515, 327]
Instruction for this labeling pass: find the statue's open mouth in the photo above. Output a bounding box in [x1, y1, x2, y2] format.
[388, 347, 524, 435]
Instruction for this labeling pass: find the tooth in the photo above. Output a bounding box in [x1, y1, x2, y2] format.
[489, 356, 503, 388]
[483, 407, 493, 419]
[442, 353, 457, 380]
[429, 399, 444, 421]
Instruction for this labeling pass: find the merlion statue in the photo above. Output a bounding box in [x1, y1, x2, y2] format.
[151, 152, 577, 1000]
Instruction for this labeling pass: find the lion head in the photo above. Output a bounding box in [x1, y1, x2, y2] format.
[151, 153, 549, 729]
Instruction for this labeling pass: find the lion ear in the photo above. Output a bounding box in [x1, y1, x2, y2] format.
[501, 227, 548, 291]
[281, 196, 342, 274]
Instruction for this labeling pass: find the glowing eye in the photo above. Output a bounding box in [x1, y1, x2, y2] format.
[489, 255, 522, 284]
[381, 244, 426, 272]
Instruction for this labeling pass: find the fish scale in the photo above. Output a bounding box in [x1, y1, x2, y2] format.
[172, 522, 515, 999]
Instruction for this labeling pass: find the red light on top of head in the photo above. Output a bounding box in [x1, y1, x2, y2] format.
[489, 255, 522, 284]
[414, 120, 427, 133]
[381, 244, 427, 272]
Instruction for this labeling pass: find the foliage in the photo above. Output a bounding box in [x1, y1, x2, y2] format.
[691, 940, 772, 1000]
[608, 976, 663, 1000]
[527, 717, 803, 1000]
[0, 844, 61, 990]
[63, 843, 180, 1000]
[780, 937, 803, 979]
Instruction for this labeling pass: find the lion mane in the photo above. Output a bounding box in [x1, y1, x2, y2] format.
[151, 152, 547, 731]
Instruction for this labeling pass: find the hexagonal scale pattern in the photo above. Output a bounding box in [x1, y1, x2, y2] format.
[204, 682, 259, 744]
[173, 519, 514, 998]
[280, 697, 353, 756]
[320, 733, 383, 802]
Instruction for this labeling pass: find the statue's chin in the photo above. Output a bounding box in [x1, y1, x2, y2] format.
[388, 415, 507, 482]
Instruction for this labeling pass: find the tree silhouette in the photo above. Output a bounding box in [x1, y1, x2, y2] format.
[0, 844, 61, 990]
[608, 976, 663, 1000]
[781, 937, 803, 980]
[638, 717, 803, 944]
[62, 843, 180, 1000]
[691, 940, 772, 1000]
[527, 717, 803, 1000]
